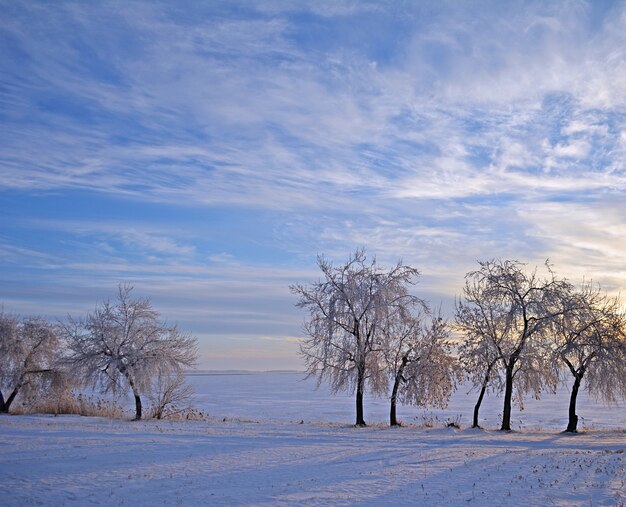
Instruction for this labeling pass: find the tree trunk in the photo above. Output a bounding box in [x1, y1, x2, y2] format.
[133, 392, 142, 421]
[565, 374, 582, 433]
[390, 376, 401, 427]
[355, 368, 366, 427]
[472, 362, 493, 428]
[501, 364, 514, 431]
[0, 387, 19, 414]
[390, 357, 408, 427]
[473, 379, 488, 429]
[120, 367, 142, 420]
[0, 371, 49, 413]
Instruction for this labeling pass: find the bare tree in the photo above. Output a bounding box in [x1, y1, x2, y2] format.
[456, 260, 567, 430]
[148, 370, 195, 420]
[383, 307, 457, 426]
[291, 249, 419, 426]
[63, 285, 197, 420]
[0, 313, 60, 413]
[550, 282, 626, 432]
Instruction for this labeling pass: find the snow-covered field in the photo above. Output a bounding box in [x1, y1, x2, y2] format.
[1, 372, 625, 506]
[187, 372, 626, 431]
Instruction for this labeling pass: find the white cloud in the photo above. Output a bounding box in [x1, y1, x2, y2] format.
[552, 139, 591, 159]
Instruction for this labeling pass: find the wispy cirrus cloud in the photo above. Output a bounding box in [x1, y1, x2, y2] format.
[2, 2, 624, 205]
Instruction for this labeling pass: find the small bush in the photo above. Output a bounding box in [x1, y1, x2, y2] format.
[446, 415, 462, 429]
[414, 413, 438, 428]
[146, 405, 207, 421]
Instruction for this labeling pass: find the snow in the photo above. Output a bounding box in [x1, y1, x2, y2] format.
[1, 372, 625, 506]
[188, 372, 626, 431]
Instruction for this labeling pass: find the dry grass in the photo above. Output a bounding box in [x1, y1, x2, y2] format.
[12, 392, 208, 421]
[146, 405, 208, 421]
[12, 393, 129, 419]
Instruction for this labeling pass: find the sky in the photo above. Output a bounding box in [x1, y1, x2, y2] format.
[1, 1, 625, 371]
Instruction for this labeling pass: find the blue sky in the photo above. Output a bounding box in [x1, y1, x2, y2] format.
[2, 1, 625, 370]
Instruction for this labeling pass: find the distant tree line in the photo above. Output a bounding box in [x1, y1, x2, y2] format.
[0, 285, 197, 420]
[293, 250, 626, 432]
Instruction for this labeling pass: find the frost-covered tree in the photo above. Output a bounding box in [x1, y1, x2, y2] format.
[456, 297, 505, 429]
[382, 306, 457, 426]
[63, 285, 197, 420]
[0, 313, 60, 413]
[456, 260, 567, 430]
[550, 283, 626, 432]
[459, 344, 501, 429]
[292, 249, 419, 426]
